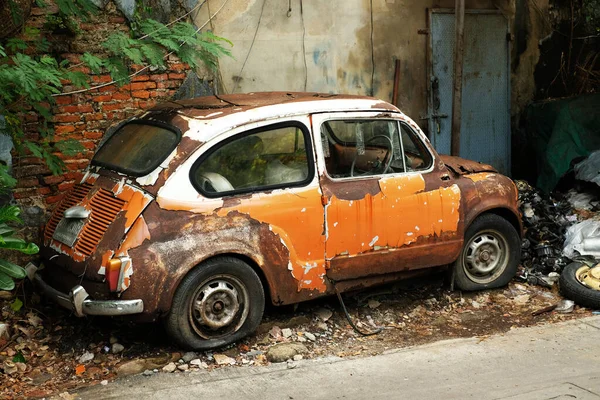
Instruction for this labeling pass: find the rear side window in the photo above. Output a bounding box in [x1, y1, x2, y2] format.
[92, 122, 181, 176]
[190, 122, 313, 197]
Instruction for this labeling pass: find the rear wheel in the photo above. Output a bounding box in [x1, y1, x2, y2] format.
[454, 214, 520, 291]
[165, 256, 265, 350]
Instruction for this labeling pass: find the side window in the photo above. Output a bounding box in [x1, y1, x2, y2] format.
[321, 119, 404, 178]
[191, 123, 312, 197]
[400, 123, 433, 171]
[321, 119, 432, 178]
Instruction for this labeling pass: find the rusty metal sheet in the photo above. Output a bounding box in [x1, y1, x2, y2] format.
[440, 154, 497, 175]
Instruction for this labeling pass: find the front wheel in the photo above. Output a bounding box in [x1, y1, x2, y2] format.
[454, 214, 520, 291]
[165, 256, 265, 350]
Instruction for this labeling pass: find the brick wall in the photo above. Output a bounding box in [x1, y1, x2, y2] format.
[11, 3, 190, 230]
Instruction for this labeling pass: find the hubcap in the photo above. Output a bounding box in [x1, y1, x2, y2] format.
[189, 275, 249, 339]
[575, 265, 600, 291]
[462, 230, 509, 284]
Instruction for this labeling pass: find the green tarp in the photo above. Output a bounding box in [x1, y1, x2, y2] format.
[525, 93, 600, 193]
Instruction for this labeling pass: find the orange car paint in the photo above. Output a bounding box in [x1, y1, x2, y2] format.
[325, 174, 461, 257]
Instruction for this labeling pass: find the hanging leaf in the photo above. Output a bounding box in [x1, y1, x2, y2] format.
[0, 237, 39, 254]
[0, 259, 26, 279]
[0, 271, 15, 290]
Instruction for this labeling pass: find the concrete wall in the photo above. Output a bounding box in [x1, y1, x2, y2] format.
[194, 0, 539, 131]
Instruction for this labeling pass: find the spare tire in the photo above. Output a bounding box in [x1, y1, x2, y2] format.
[559, 262, 600, 309]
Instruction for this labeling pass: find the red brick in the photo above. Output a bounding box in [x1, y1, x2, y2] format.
[156, 81, 180, 89]
[55, 125, 75, 134]
[65, 160, 90, 170]
[92, 95, 112, 102]
[132, 74, 150, 82]
[109, 16, 126, 24]
[102, 103, 124, 112]
[58, 182, 75, 192]
[85, 113, 104, 122]
[16, 178, 39, 188]
[71, 66, 91, 74]
[61, 53, 81, 63]
[63, 172, 84, 181]
[18, 157, 44, 165]
[81, 141, 96, 150]
[169, 63, 188, 72]
[61, 134, 83, 141]
[54, 114, 80, 123]
[55, 96, 72, 105]
[80, 23, 95, 31]
[83, 131, 103, 139]
[168, 73, 185, 80]
[24, 113, 38, 122]
[37, 187, 51, 195]
[45, 194, 65, 204]
[13, 189, 38, 199]
[58, 105, 94, 113]
[43, 175, 64, 185]
[132, 90, 150, 99]
[138, 100, 157, 109]
[92, 75, 113, 84]
[105, 112, 125, 120]
[97, 84, 116, 93]
[150, 74, 168, 81]
[111, 92, 131, 101]
[130, 82, 156, 90]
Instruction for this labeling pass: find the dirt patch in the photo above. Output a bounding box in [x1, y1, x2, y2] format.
[0, 276, 591, 399]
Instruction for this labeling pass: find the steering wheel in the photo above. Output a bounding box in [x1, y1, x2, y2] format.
[196, 172, 234, 193]
[350, 135, 394, 177]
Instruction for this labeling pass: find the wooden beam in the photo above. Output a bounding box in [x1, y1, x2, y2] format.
[451, 0, 465, 156]
[392, 59, 401, 106]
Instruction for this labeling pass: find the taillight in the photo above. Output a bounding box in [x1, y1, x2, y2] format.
[105, 257, 130, 292]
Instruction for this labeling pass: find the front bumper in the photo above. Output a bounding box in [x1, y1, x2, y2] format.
[26, 263, 144, 317]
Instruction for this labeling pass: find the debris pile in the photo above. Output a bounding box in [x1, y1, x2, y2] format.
[516, 181, 574, 286]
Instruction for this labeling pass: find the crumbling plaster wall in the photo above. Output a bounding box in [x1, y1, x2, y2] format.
[195, 0, 545, 129]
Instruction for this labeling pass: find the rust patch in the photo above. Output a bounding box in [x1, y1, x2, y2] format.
[440, 155, 497, 175]
[320, 175, 381, 201]
[467, 172, 495, 183]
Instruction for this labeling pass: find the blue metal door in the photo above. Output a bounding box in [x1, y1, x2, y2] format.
[429, 11, 510, 174]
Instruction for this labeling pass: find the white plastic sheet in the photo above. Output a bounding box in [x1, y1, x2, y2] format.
[563, 220, 600, 258]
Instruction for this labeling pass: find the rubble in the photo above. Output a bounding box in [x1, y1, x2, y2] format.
[517, 181, 576, 284]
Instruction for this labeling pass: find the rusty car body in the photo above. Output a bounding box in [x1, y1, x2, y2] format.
[29, 92, 522, 349]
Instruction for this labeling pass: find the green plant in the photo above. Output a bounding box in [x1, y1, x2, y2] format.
[0, 0, 232, 292]
[0, 205, 39, 290]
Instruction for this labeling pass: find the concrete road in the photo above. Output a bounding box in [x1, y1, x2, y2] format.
[78, 316, 600, 400]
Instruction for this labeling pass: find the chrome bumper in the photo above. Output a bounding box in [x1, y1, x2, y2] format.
[26, 263, 144, 317]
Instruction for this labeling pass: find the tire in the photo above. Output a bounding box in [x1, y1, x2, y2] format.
[165, 256, 265, 350]
[454, 213, 520, 291]
[560, 262, 600, 309]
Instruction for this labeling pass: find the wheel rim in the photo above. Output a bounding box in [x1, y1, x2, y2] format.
[188, 274, 250, 340]
[462, 229, 509, 284]
[575, 265, 600, 291]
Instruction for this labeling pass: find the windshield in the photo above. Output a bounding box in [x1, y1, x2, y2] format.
[92, 121, 181, 176]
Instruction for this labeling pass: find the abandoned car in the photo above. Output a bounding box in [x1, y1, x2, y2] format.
[28, 92, 522, 349]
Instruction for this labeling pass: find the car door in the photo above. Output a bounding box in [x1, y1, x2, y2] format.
[159, 116, 328, 295]
[311, 112, 463, 281]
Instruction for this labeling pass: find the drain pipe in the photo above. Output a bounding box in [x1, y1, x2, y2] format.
[451, 0, 465, 156]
